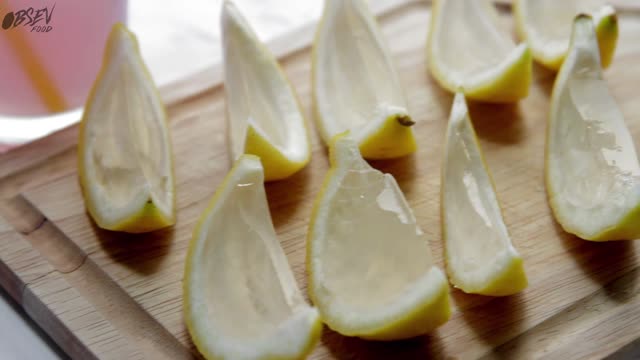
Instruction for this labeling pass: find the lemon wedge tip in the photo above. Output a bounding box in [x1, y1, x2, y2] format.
[448, 253, 528, 296]
[243, 124, 310, 181]
[595, 9, 618, 69]
[357, 114, 417, 159]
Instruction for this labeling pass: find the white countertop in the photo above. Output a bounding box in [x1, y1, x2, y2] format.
[0, 0, 322, 358]
[0, 289, 66, 359]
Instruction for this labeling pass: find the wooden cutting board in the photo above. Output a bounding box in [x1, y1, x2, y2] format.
[2, 0, 640, 359]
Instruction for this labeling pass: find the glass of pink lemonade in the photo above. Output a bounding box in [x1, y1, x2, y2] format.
[0, 0, 127, 148]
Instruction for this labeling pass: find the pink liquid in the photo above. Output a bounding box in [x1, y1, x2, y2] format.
[0, 0, 127, 116]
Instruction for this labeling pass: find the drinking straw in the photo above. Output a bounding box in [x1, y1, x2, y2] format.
[2, 2, 68, 113]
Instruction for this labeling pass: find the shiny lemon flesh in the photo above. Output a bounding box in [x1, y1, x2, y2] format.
[442, 94, 527, 295]
[546, 15, 640, 241]
[307, 135, 450, 340]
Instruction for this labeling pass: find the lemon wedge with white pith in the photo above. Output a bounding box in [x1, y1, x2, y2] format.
[546, 15, 640, 242]
[184, 155, 321, 360]
[307, 136, 450, 340]
[428, 0, 532, 103]
[443, 94, 527, 296]
[515, 0, 618, 71]
[222, 1, 310, 181]
[312, 0, 416, 159]
[77, 23, 175, 233]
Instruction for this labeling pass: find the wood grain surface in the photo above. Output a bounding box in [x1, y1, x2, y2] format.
[1, 0, 640, 359]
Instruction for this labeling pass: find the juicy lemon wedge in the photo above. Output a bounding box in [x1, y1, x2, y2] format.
[428, 0, 532, 103]
[184, 155, 322, 360]
[222, 1, 310, 181]
[77, 23, 175, 233]
[307, 135, 450, 340]
[312, 0, 416, 159]
[514, 0, 618, 71]
[442, 94, 527, 296]
[546, 15, 640, 241]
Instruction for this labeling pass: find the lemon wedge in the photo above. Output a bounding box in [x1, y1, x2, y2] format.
[546, 15, 640, 241]
[442, 94, 527, 296]
[312, 0, 416, 159]
[222, 1, 310, 181]
[184, 155, 322, 360]
[77, 24, 175, 233]
[515, 0, 618, 71]
[428, 0, 532, 103]
[307, 135, 450, 340]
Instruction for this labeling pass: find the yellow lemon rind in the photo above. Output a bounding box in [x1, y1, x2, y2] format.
[596, 12, 618, 69]
[357, 115, 417, 160]
[243, 124, 310, 182]
[463, 46, 532, 103]
[448, 255, 528, 296]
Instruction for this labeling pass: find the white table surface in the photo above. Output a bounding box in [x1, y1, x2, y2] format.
[0, 0, 322, 358]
